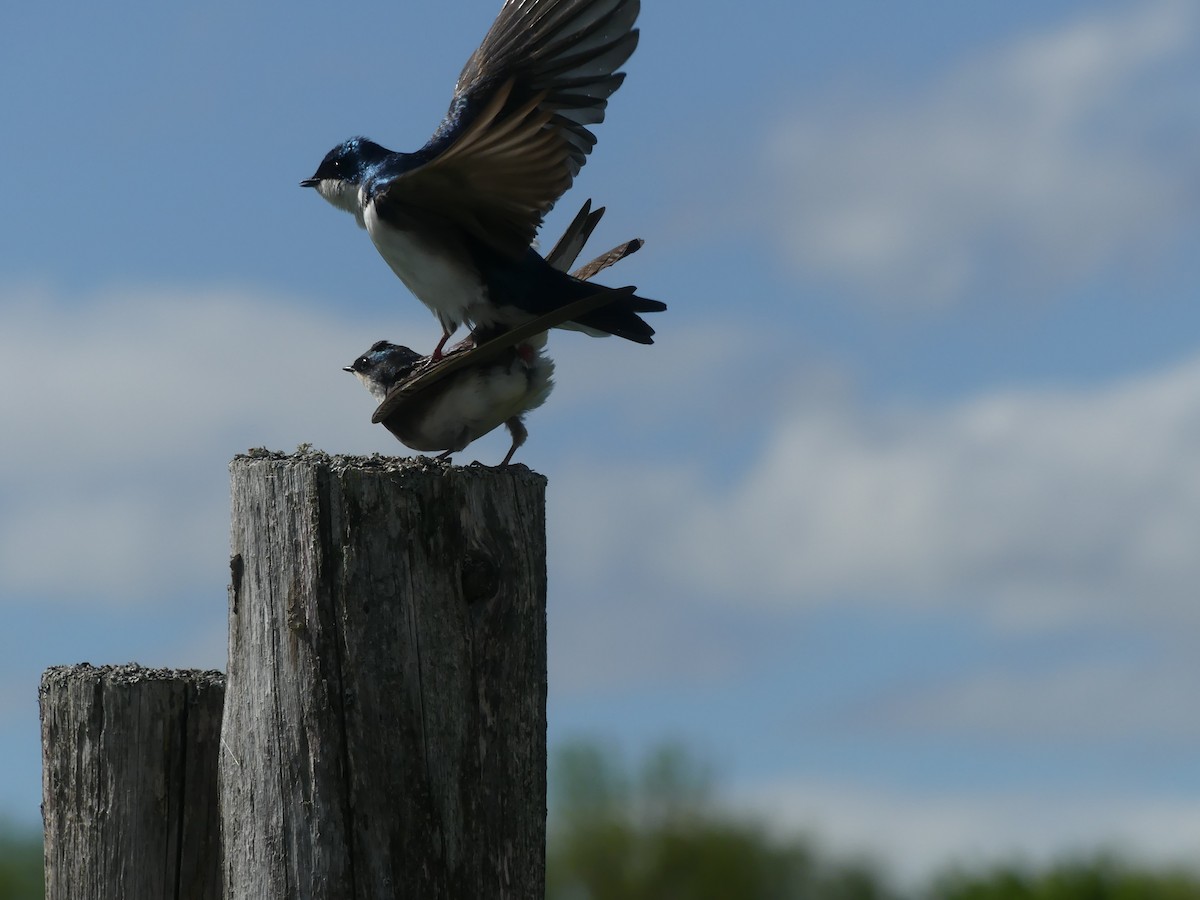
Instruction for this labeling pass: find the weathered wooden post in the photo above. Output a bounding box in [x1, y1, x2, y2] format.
[221, 450, 548, 899]
[39, 664, 225, 900]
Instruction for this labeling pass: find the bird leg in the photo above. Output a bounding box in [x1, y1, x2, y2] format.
[500, 416, 529, 466]
[430, 329, 452, 362]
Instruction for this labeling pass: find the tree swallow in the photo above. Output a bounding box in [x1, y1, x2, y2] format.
[345, 200, 643, 465]
[302, 0, 664, 359]
[345, 338, 554, 466]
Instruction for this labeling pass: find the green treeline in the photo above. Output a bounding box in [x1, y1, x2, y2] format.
[0, 825, 41, 900]
[546, 739, 1200, 900]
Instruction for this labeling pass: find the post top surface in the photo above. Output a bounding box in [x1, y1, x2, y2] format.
[39, 663, 226, 693]
[231, 447, 547, 485]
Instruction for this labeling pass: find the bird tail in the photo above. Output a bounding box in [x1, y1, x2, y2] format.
[557, 278, 666, 344]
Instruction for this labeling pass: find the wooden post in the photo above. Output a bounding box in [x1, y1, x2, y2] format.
[39, 664, 225, 900]
[221, 450, 548, 899]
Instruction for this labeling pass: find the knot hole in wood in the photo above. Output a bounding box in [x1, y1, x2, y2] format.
[228, 553, 244, 615]
[460, 549, 500, 606]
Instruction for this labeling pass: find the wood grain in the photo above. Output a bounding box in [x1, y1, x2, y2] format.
[39, 664, 225, 900]
[221, 450, 548, 899]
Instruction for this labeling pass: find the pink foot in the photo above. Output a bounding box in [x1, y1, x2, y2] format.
[430, 331, 451, 362]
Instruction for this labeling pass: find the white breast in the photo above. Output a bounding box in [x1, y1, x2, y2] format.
[363, 202, 486, 333]
[410, 366, 531, 451]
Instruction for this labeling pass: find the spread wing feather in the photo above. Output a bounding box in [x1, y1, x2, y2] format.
[373, 0, 639, 258]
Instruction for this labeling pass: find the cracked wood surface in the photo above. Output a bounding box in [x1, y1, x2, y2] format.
[39, 664, 225, 900]
[221, 451, 548, 900]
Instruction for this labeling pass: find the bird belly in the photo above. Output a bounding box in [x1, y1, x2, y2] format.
[364, 204, 485, 332]
[402, 366, 533, 452]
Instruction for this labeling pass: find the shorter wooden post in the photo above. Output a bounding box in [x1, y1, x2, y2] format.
[39, 663, 225, 900]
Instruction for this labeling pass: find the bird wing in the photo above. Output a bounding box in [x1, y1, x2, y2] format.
[371, 287, 632, 424]
[373, 0, 640, 258]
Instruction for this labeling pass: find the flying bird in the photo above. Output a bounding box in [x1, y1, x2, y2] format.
[304, 0, 663, 360]
[345, 200, 642, 465]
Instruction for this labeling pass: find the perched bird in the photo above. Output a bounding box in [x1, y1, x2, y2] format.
[303, 0, 663, 359]
[345, 200, 642, 465]
[345, 337, 554, 466]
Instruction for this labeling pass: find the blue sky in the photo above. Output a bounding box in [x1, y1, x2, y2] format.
[4, 0, 1200, 882]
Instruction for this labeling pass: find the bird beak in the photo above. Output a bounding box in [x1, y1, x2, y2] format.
[300, 178, 320, 188]
[342, 366, 356, 373]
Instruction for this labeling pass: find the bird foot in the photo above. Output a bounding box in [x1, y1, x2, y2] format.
[430, 331, 452, 362]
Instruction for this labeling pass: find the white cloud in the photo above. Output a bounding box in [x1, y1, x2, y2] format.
[9, 277, 1200, 702]
[0, 283, 417, 602]
[0, 490, 224, 599]
[736, 778, 1200, 886]
[548, 586, 750, 695]
[4, 282, 1200, 846]
[552, 351, 1200, 632]
[0, 282, 747, 605]
[766, 0, 1199, 305]
[876, 657, 1200, 743]
[0, 284, 418, 470]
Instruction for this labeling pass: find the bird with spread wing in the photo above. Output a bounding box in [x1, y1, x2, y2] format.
[303, 0, 664, 360]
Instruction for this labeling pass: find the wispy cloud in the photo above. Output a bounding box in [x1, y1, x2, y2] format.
[878, 657, 1200, 743]
[0, 282, 742, 604]
[765, 0, 1200, 305]
[736, 777, 1200, 885]
[552, 350, 1200, 632]
[0, 284, 412, 602]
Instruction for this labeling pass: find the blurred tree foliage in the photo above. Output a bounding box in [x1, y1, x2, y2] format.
[0, 823, 42, 900]
[931, 856, 1200, 900]
[545, 739, 1200, 900]
[546, 739, 893, 900]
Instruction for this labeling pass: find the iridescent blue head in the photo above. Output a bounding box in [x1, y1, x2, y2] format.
[300, 137, 391, 217]
[343, 340, 423, 402]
